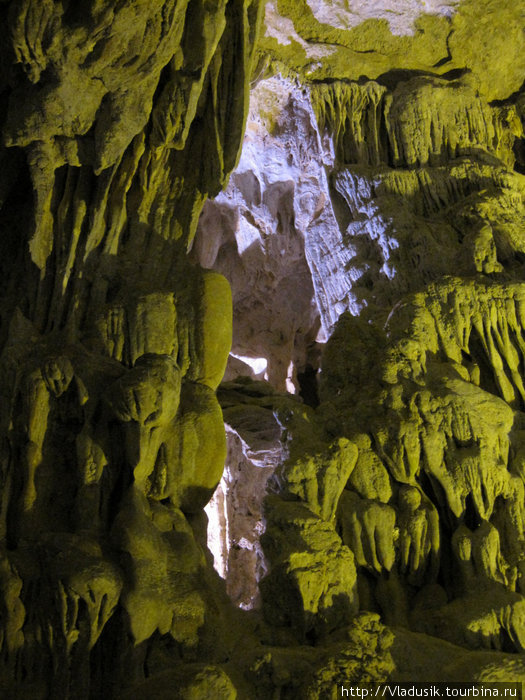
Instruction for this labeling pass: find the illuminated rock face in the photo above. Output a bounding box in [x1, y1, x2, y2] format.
[192, 74, 352, 388]
[196, 0, 525, 686]
[0, 1, 260, 697]
[206, 380, 288, 610]
[1, 0, 525, 696]
[306, 73, 525, 657]
[304, 0, 459, 35]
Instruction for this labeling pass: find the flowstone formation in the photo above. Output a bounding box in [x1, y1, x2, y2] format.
[195, 0, 525, 690]
[307, 67, 525, 655]
[1, 0, 525, 697]
[0, 0, 262, 697]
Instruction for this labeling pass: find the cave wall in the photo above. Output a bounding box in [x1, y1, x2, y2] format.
[1, 0, 525, 698]
[196, 0, 525, 692]
[0, 1, 262, 697]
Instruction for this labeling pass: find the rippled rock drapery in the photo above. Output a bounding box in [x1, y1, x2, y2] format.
[195, 0, 525, 687]
[0, 1, 262, 697]
[2, 0, 525, 696]
[310, 73, 525, 657]
[247, 66, 525, 661]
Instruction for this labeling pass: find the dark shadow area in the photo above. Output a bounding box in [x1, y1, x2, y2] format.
[297, 364, 319, 407]
[375, 67, 470, 90]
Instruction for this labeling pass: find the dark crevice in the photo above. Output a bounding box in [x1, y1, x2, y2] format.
[433, 55, 452, 68]
[0, 149, 34, 347]
[297, 364, 319, 407]
[489, 78, 525, 107]
[432, 28, 454, 69]
[463, 493, 481, 530]
[513, 138, 525, 174]
[468, 331, 500, 397]
[440, 67, 470, 81]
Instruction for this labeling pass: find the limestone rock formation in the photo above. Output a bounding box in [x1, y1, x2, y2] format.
[206, 378, 288, 609]
[0, 0, 525, 697]
[0, 0, 263, 696]
[192, 75, 326, 390]
[196, 0, 525, 690]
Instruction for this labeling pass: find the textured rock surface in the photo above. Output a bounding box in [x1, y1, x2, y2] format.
[0, 0, 262, 697]
[196, 0, 525, 689]
[192, 76, 327, 389]
[0, 0, 525, 696]
[261, 0, 525, 100]
[206, 378, 288, 609]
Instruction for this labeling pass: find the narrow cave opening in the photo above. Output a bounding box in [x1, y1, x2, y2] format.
[192, 74, 333, 610]
[204, 423, 275, 610]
